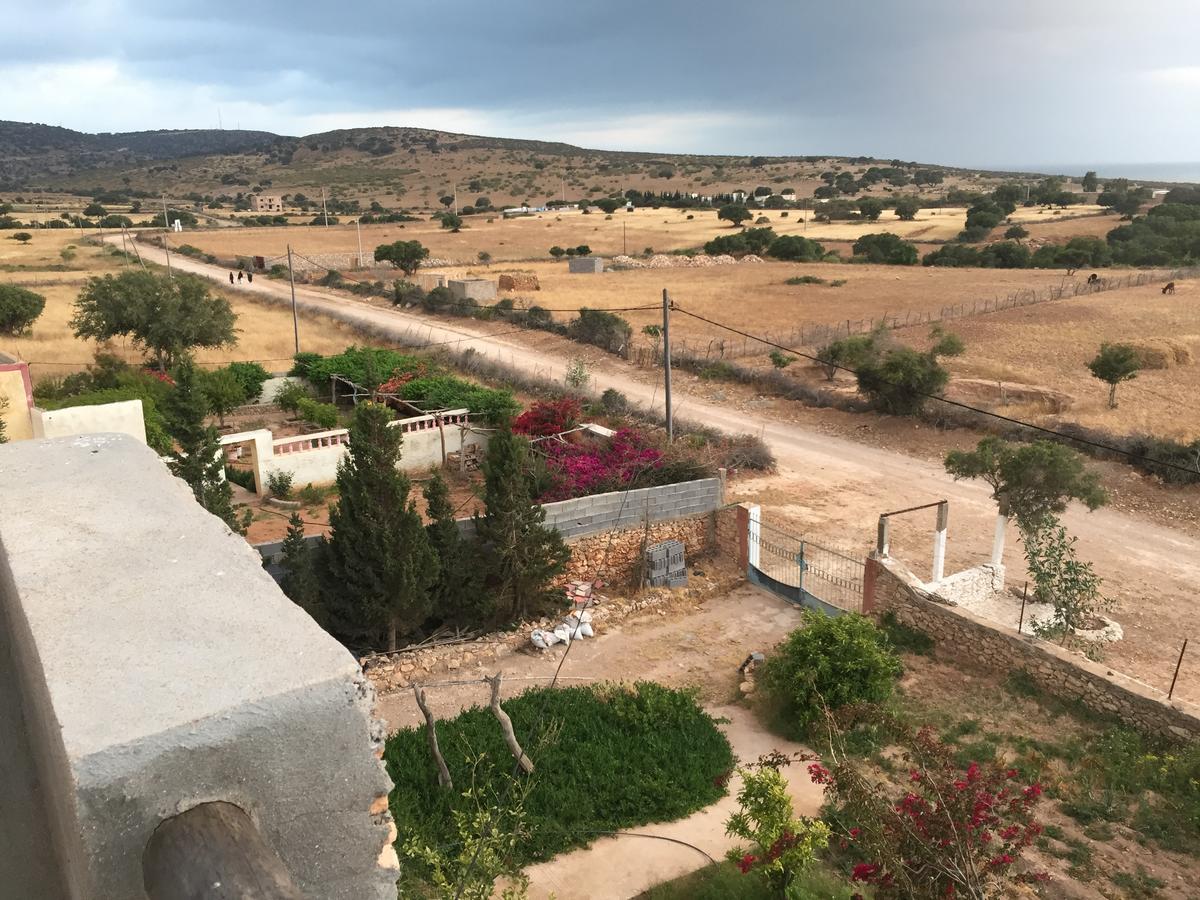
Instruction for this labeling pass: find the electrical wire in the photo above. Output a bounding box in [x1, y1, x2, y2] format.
[670, 304, 1200, 478]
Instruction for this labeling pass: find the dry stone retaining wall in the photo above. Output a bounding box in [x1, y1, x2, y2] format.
[363, 513, 734, 694]
[865, 555, 1200, 741]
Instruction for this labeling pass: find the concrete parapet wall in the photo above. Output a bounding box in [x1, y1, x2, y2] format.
[31, 399, 147, 445]
[0, 434, 397, 899]
[865, 554, 1200, 742]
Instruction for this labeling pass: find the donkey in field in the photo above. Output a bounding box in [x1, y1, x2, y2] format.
[1163, 281, 1176, 295]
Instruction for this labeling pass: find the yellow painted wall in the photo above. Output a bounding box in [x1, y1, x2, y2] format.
[0, 366, 33, 441]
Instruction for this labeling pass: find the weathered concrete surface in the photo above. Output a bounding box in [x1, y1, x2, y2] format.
[0, 433, 397, 899]
[0, 588, 65, 898]
[31, 398, 147, 444]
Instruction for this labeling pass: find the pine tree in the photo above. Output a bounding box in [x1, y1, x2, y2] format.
[279, 512, 325, 625]
[475, 427, 569, 623]
[324, 402, 436, 650]
[166, 356, 243, 532]
[423, 473, 483, 625]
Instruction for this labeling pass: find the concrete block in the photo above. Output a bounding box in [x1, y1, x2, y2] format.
[568, 257, 604, 274]
[0, 435, 395, 899]
[448, 278, 497, 302]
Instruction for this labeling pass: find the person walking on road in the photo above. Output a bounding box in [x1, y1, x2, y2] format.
[229, 271, 235, 285]
[237, 270, 244, 283]
[246, 271, 253, 284]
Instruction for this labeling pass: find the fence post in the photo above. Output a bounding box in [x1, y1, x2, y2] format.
[931, 501, 948, 583]
[1169, 638, 1189, 700]
[747, 505, 762, 570]
[876, 515, 890, 557]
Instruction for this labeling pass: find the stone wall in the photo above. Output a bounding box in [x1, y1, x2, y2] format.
[865, 554, 1200, 742]
[363, 512, 737, 694]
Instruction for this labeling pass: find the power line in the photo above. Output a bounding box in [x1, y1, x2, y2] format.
[669, 304, 1200, 478]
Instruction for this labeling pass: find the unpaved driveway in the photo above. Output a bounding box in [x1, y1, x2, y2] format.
[117, 236, 1200, 702]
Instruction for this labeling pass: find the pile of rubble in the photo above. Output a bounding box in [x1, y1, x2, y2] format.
[610, 253, 748, 270]
[498, 273, 541, 291]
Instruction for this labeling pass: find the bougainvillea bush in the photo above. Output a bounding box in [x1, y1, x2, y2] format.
[513, 399, 711, 502]
[814, 710, 1046, 899]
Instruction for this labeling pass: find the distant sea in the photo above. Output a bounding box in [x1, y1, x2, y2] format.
[998, 162, 1200, 185]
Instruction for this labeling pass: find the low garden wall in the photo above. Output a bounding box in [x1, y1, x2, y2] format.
[223, 409, 485, 494]
[540, 476, 724, 541]
[864, 554, 1200, 742]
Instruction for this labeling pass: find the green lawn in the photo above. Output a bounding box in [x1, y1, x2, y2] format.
[636, 861, 857, 900]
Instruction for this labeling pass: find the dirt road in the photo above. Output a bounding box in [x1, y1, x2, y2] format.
[113, 235, 1200, 702]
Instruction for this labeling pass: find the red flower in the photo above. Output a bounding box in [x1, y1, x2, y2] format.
[851, 863, 880, 882]
[848, 827, 861, 839]
[737, 854, 757, 874]
[808, 762, 832, 784]
[1022, 784, 1043, 799]
[909, 770, 922, 782]
[988, 853, 1015, 868]
[1005, 768, 1019, 779]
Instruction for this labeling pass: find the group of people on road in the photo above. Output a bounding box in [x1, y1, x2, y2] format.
[228, 270, 253, 285]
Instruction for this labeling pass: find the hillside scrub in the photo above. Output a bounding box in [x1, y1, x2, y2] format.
[386, 682, 734, 891]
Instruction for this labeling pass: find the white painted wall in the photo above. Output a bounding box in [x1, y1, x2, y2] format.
[31, 400, 147, 445]
[221, 410, 486, 494]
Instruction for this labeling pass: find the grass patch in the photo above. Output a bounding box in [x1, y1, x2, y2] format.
[881, 611, 935, 656]
[636, 860, 855, 900]
[1111, 868, 1166, 897]
[785, 275, 826, 286]
[385, 682, 734, 887]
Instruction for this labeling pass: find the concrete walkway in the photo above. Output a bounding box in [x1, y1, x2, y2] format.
[523, 705, 824, 900]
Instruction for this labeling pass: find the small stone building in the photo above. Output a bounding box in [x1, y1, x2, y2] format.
[250, 194, 284, 213]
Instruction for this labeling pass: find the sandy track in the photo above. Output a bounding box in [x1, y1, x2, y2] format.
[112, 235, 1200, 702]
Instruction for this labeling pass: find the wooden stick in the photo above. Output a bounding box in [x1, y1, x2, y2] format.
[487, 673, 534, 774]
[413, 685, 453, 789]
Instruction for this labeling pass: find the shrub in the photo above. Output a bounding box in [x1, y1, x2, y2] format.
[273, 379, 309, 413]
[768, 235, 824, 261]
[266, 470, 294, 500]
[512, 397, 581, 437]
[222, 361, 271, 401]
[567, 307, 632, 356]
[816, 333, 878, 380]
[386, 682, 734, 885]
[852, 233, 918, 265]
[856, 347, 950, 416]
[1005, 224, 1029, 239]
[785, 275, 826, 285]
[296, 397, 339, 429]
[0, 284, 46, 335]
[224, 465, 256, 492]
[399, 375, 519, 424]
[760, 611, 901, 737]
[720, 434, 775, 471]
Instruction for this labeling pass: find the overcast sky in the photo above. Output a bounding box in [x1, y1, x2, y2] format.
[3, 1, 1199, 168]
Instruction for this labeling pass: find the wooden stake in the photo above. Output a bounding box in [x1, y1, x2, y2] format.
[487, 673, 534, 774]
[413, 685, 453, 789]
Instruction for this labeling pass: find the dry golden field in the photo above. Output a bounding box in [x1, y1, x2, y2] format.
[921, 279, 1200, 441]
[0, 228, 379, 383]
[174, 204, 1114, 265]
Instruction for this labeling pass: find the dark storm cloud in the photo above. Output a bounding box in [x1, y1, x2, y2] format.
[4, 0, 1199, 165]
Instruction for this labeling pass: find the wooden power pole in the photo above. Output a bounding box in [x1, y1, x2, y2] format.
[662, 289, 673, 442]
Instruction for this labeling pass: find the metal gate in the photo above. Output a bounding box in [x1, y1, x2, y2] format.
[749, 515, 865, 615]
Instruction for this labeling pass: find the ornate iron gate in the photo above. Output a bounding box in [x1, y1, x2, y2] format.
[749, 515, 864, 615]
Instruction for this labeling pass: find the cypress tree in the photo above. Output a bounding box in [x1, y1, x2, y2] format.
[423, 472, 484, 625]
[279, 512, 325, 625]
[324, 402, 436, 650]
[166, 356, 243, 532]
[475, 426, 569, 623]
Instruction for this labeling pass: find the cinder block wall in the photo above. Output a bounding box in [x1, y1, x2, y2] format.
[540, 478, 723, 541]
[0, 434, 398, 899]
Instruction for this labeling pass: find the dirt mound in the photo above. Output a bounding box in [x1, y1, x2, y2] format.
[498, 273, 540, 291]
[948, 378, 1073, 413]
[1128, 338, 1194, 370]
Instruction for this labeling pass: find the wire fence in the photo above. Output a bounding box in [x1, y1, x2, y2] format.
[662, 267, 1195, 361]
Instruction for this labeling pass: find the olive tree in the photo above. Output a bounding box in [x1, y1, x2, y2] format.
[72, 271, 237, 371]
[374, 239, 429, 275]
[0, 284, 46, 335]
[1087, 343, 1140, 408]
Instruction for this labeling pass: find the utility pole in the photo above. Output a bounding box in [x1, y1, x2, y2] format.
[623, 221, 627, 255]
[355, 217, 364, 268]
[662, 288, 673, 442]
[320, 187, 329, 226]
[287, 245, 300, 354]
[162, 196, 173, 276]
